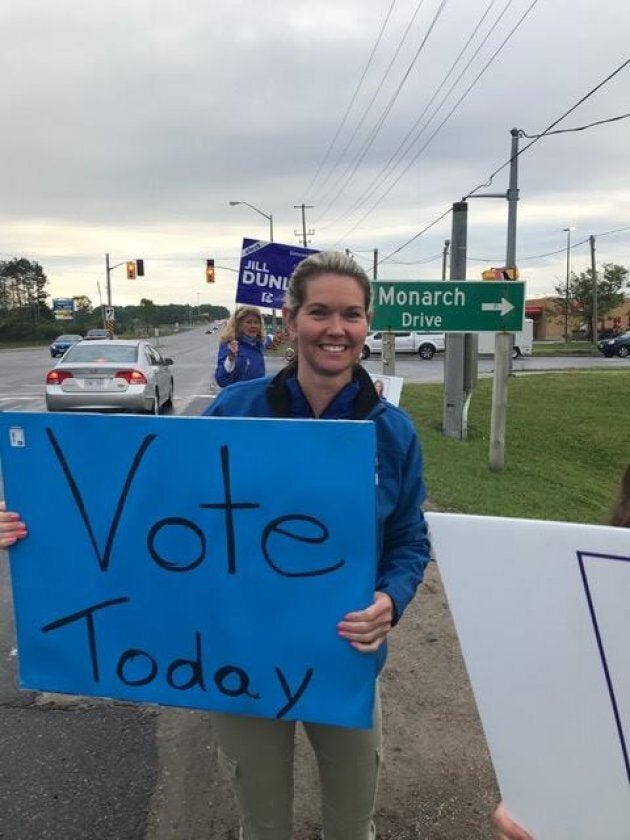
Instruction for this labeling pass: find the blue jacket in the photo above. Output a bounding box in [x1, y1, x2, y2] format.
[214, 335, 270, 388]
[203, 364, 431, 673]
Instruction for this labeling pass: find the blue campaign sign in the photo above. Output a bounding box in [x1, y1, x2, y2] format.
[0, 412, 377, 728]
[235, 238, 319, 310]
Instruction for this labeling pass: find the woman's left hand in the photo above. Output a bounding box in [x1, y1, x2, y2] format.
[0, 502, 27, 549]
[337, 591, 394, 653]
[492, 803, 534, 839]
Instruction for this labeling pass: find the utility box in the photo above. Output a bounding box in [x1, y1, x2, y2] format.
[478, 318, 533, 359]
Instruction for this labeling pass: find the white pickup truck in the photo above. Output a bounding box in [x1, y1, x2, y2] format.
[361, 331, 445, 360]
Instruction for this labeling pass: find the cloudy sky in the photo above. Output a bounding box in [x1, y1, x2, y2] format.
[2, 0, 628, 311]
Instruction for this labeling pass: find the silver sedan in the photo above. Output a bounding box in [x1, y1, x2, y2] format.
[45, 339, 174, 414]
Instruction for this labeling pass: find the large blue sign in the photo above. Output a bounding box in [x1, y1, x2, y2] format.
[235, 239, 319, 310]
[52, 297, 75, 320]
[0, 412, 377, 727]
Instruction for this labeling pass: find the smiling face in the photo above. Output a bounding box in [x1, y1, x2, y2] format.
[283, 273, 370, 384]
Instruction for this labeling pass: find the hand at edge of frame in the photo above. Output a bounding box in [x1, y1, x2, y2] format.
[0, 502, 27, 549]
[492, 803, 534, 840]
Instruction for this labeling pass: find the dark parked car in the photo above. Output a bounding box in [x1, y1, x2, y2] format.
[597, 328, 620, 341]
[49, 334, 83, 358]
[598, 331, 630, 358]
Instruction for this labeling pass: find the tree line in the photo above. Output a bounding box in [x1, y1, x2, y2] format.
[0, 258, 230, 341]
[552, 262, 629, 339]
[1, 256, 628, 343]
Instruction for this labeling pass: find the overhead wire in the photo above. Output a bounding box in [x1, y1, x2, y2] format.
[302, 0, 399, 201]
[519, 112, 630, 137]
[323, 0, 508, 231]
[469, 224, 630, 262]
[464, 58, 630, 197]
[376, 57, 630, 267]
[333, 0, 540, 249]
[314, 0, 441, 212]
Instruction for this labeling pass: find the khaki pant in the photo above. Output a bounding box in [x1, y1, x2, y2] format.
[211, 689, 382, 840]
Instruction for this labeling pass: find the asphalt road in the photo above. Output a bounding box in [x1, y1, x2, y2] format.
[0, 329, 625, 839]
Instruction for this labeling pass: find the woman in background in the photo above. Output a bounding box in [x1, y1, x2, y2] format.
[214, 305, 279, 388]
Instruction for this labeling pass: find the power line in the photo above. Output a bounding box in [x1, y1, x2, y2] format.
[303, 0, 398, 200]
[314, 0, 441, 212]
[336, 0, 540, 249]
[321, 0, 510, 232]
[519, 112, 630, 137]
[465, 57, 630, 198]
[469, 224, 630, 262]
[377, 58, 630, 266]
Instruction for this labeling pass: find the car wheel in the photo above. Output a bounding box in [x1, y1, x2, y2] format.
[361, 346, 370, 360]
[418, 344, 435, 360]
[512, 346, 521, 359]
[617, 345, 629, 358]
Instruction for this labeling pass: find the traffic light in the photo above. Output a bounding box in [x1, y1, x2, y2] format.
[136, 259, 144, 277]
[206, 258, 215, 283]
[482, 266, 519, 280]
[126, 261, 136, 279]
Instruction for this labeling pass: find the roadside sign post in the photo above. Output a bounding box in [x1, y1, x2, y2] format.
[443, 201, 470, 440]
[382, 332, 395, 376]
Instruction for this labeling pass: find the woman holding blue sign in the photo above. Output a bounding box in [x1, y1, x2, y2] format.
[214, 305, 280, 388]
[204, 251, 431, 840]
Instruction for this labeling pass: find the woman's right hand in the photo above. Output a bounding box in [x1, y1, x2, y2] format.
[227, 340, 239, 360]
[0, 502, 27, 549]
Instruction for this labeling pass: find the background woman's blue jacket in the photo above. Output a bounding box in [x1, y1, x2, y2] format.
[203, 364, 431, 674]
[214, 335, 271, 387]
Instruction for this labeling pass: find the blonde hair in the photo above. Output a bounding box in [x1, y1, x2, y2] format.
[220, 306, 264, 343]
[284, 251, 372, 318]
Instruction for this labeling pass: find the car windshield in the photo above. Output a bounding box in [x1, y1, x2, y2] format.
[64, 345, 139, 363]
[56, 335, 81, 341]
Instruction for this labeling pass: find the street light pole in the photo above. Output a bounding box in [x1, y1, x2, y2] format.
[563, 226, 575, 342]
[229, 200, 276, 329]
[229, 200, 273, 243]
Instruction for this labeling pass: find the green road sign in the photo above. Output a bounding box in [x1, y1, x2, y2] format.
[371, 280, 525, 332]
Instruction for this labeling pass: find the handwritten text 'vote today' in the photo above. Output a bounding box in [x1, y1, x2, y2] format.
[41, 428, 350, 718]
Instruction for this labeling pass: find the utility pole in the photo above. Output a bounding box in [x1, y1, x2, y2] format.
[489, 128, 520, 472]
[294, 203, 314, 247]
[105, 253, 112, 306]
[443, 202, 470, 439]
[590, 235, 598, 345]
[373, 248, 378, 279]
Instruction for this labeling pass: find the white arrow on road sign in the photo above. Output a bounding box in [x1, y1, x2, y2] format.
[481, 298, 514, 317]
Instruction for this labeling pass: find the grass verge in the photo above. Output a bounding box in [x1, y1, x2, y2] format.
[401, 370, 628, 525]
